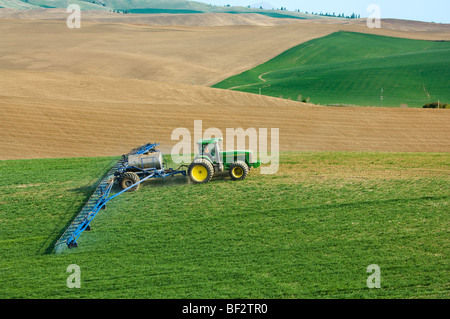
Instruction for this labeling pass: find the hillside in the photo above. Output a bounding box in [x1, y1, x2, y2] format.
[213, 32, 450, 107]
[1, 69, 449, 160]
[1, 18, 449, 88]
[0, 8, 302, 25]
[0, 0, 110, 10]
[0, 13, 449, 160]
[0, 0, 320, 19]
[0, 9, 449, 160]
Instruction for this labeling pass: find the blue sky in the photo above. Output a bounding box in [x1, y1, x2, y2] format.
[196, 0, 450, 23]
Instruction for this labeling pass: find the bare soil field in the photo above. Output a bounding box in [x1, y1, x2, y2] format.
[0, 11, 449, 159]
[1, 70, 448, 159]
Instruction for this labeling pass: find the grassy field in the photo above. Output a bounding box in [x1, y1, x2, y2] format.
[0, 152, 448, 299]
[213, 32, 450, 108]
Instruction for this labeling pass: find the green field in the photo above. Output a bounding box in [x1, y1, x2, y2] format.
[220, 11, 306, 20]
[213, 32, 450, 108]
[1, 152, 449, 298]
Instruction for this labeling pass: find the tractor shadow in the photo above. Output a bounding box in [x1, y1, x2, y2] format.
[143, 175, 191, 188]
[209, 171, 231, 182]
[132, 173, 228, 189]
[139, 171, 232, 188]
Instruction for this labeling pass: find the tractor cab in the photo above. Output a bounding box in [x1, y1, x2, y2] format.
[197, 138, 223, 170]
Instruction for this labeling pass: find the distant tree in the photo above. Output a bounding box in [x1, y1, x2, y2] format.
[423, 102, 449, 108]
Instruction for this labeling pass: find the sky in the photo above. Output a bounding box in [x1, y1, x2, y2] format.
[196, 0, 450, 23]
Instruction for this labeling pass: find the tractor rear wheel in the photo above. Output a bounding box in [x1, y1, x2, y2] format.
[229, 161, 249, 181]
[121, 172, 140, 191]
[188, 159, 214, 184]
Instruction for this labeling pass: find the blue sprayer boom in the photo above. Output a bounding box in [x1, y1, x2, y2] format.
[54, 142, 187, 252]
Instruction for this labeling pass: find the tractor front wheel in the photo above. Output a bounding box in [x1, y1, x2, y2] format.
[188, 159, 214, 184]
[229, 161, 249, 181]
[120, 172, 140, 191]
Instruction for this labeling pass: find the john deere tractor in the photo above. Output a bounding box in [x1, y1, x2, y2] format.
[188, 138, 261, 184]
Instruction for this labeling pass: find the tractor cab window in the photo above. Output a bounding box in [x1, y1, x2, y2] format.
[202, 143, 216, 158]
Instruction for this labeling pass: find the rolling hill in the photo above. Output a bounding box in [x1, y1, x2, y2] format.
[0, 0, 110, 10]
[0, 0, 319, 19]
[1, 17, 449, 88]
[1, 69, 449, 160]
[0, 16, 449, 160]
[213, 31, 450, 108]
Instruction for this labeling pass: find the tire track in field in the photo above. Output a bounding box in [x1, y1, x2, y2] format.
[228, 71, 274, 90]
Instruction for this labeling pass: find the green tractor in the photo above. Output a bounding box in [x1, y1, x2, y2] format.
[188, 138, 261, 184]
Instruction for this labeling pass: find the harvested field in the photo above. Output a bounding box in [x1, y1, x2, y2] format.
[0, 70, 448, 159]
[0, 11, 449, 159]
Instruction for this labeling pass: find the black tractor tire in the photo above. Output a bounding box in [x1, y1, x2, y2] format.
[188, 159, 214, 184]
[120, 172, 140, 191]
[229, 161, 249, 181]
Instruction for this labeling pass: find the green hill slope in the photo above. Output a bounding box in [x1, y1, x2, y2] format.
[1, 152, 449, 298]
[213, 32, 450, 108]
